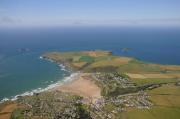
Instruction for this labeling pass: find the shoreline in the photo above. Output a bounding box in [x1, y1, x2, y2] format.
[0, 73, 79, 103]
[55, 73, 102, 103]
[41, 55, 73, 72]
[0, 72, 101, 104]
[0, 56, 77, 103]
[41, 56, 102, 103]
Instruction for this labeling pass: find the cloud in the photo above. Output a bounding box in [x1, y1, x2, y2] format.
[101, 18, 180, 26]
[0, 16, 180, 27]
[0, 16, 14, 23]
[66, 18, 180, 26]
[0, 16, 21, 25]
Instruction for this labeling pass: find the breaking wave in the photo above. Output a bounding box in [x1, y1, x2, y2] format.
[0, 73, 79, 103]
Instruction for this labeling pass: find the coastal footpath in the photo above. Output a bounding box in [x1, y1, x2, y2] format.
[1, 50, 180, 119]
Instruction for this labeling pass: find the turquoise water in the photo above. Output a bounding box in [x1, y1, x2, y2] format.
[0, 26, 180, 101]
[0, 52, 70, 100]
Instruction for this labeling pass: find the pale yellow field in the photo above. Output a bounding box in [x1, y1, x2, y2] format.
[122, 107, 180, 119]
[150, 95, 180, 107]
[0, 103, 17, 119]
[120, 84, 180, 119]
[72, 62, 87, 69]
[150, 64, 180, 71]
[168, 73, 180, 78]
[126, 73, 147, 79]
[127, 73, 180, 79]
[149, 84, 180, 107]
[149, 84, 180, 95]
[83, 51, 111, 57]
[90, 57, 132, 68]
[143, 74, 175, 78]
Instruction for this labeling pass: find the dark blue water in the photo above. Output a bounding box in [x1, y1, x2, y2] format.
[0, 26, 180, 100]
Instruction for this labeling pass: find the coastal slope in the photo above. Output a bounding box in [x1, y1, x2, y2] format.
[1, 50, 180, 119]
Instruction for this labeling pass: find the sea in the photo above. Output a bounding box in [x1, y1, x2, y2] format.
[0, 26, 180, 101]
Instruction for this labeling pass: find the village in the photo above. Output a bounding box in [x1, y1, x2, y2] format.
[80, 72, 154, 119]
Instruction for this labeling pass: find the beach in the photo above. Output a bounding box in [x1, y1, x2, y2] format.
[55, 73, 102, 103]
[1, 27, 180, 101]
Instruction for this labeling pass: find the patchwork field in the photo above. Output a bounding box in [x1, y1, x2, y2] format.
[39, 50, 180, 119]
[127, 73, 180, 79]
[149, 84, 180, 107]
[151, 64, 180, 71]
[120, 84, 180, 119]
[121, 107, 180, 119]
[43, 50, 180, 74]
[131, 78, 180, 86]
[90, 57, 132, 68]
[0, 102, 17, 119]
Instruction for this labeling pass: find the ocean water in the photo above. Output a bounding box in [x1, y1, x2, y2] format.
[0, 26, 180, 101]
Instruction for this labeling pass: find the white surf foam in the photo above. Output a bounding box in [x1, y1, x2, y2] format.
[39, 56, 43, 59]
[0, 73, 79, 103]
[0, 56, 78, 103]
[59, 64, 68, 71]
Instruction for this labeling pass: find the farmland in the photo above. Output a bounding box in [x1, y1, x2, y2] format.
[1, 50, 180, 119]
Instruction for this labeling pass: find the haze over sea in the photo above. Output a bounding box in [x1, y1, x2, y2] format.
[0, 26, 180, 101]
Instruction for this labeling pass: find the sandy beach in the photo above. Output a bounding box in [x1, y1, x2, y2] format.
[56, 73, 101, 103]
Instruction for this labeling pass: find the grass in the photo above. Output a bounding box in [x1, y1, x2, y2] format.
[82, 50, 112, 57]
[150, 95, 180, 107]
[89, 57, 132, 68]
[8, 51, 180, 119]
[121, 107, 180, 119]
[79, 55, 94, 62]
[0, 102, 17, 119]
[151, 64, 180, 71]
[44, 50, 180, 74]
[127, 73, 180, 79]
[120, 84, 180, 119]
[102, 103, 116, 112]
[148, 84, 180, 107]
[72, 62, 87, 69]
[148, 84, 180, 95]
[131, 78, 180, 86]
[118, 62, 163, 73]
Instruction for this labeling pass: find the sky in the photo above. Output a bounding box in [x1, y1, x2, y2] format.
[0, 0, 180, 27]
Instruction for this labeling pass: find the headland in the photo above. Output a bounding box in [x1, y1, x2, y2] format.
[1, 50, 180, 119]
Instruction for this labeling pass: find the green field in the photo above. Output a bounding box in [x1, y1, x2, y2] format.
[131, 78, 180, 86]
[121, 107, 180, 119]
[43, 50, 180, 74]
[120, 84, 180, 119]
[6, 50, 178, 119]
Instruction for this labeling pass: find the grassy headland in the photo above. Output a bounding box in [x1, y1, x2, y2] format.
[1, 50, 180, 119]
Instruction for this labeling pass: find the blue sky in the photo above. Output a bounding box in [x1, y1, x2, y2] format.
[0, 0, 180, 27]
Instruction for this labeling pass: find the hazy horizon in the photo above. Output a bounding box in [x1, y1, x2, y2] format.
[0, 0, 180, 27]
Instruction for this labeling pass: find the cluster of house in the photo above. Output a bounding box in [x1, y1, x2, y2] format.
[86, 73, 153, 118]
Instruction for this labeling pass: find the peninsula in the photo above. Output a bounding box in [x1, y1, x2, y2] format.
[1, 50, 180, 119]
